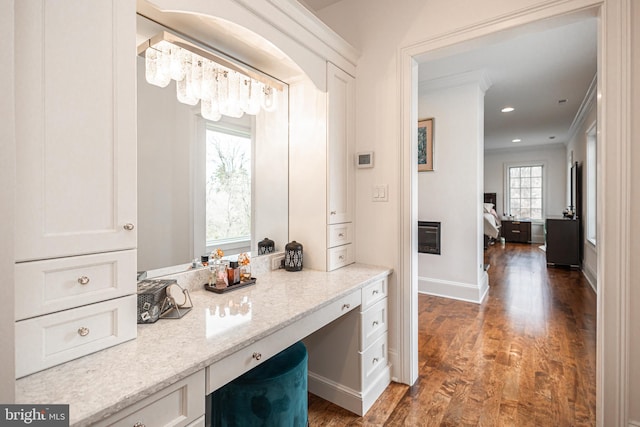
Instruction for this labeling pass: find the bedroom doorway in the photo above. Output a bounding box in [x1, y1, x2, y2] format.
[397, 1, 632, 424]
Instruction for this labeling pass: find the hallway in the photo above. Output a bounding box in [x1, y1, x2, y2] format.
[307, 243, 597, 426]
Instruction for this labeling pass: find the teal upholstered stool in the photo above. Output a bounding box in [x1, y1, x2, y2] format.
[211, 341, 308, 427]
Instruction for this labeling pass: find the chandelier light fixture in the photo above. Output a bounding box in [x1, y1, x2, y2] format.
[138, 31, 282, 121]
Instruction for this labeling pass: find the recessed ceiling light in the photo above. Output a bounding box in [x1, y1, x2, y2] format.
[512, 138, 522, 143]
[501, 107, 515, 113]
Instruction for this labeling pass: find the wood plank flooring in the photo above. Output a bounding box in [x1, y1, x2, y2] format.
[307, 243, 597, 426]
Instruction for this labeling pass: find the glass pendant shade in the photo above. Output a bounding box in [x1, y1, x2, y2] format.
[262, 86, 277, 112]
[176, 76, 198, 106]
[201, 61, 217, 100]
[201, 99, 222, 122]
[245, 81, 263, 115]
[238, 78, 250, 113]
[169, 47, 187, 81]
[190, 56, 204, 100]
[145, 47, 171, 88]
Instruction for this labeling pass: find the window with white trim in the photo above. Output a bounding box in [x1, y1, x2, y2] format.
[507, 165, 543, 220]
[205, 123, 251, 249]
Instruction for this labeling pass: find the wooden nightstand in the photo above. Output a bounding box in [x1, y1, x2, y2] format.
[501, 220, 532, 243]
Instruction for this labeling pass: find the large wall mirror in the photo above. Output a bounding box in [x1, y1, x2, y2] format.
[136, 16, 289, 275]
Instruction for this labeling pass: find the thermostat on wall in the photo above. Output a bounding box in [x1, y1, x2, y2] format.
[356, 151, 374, 168]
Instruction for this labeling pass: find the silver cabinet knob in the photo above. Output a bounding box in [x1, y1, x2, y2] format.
[373, 357, 379, 364]
[77, 327, 90, 337]
[252, 352, 262, 361]
[339, 255, 344, 260]
[330, 211, 337, 215]
[77, 276, 90, 285]
[342, 304, 350, 310]
[338, 233, 345, 237]
[373, 320, 379, 326]
[133, 423, 146, 427]
[372, 289, 379, 295]
[123, 223, 135, 231]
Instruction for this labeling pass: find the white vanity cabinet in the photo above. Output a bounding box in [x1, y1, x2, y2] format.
[326, 62, 355, 271]
[304, 277, 391, 416]
[92, 369, 206, 427]
[290, 62, 355, 271]
[13, 0, 137, 377]
[14, 0, 137, 261]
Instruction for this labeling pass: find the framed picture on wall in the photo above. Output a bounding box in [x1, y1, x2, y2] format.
[418, 118, 434, 172]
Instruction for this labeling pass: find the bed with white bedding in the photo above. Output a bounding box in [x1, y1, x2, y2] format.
[483, 193, 501, 244]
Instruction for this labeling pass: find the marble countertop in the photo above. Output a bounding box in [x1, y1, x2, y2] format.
[15, 263, 392, 426]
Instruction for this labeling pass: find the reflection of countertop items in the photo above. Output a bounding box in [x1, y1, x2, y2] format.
[15, 263, 392, 426]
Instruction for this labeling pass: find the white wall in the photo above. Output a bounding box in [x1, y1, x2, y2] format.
[565, 98, 597, 290]
[0, 0, 16, 402]
[417, 78, 488, 303]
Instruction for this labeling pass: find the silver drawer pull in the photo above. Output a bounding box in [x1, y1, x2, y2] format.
[372, 289, 379, 295]
[133, 423, 146, 427]
[512, 230, 521, 233]
[77, 276, 90, 285]
[123, 223, 135, 231]
[338, 233, 345, 237]
[339, 255, 345, 260]
[77, 327, 90, 337]
[252, 352, 262, 361]
[330, 211, 337, 215]
[342, 304, 350, 310]
[373, 320, 379, 326]
[372, 357, 379, 364]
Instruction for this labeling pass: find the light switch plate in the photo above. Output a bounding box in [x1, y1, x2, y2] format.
[372, 184, 389, 202]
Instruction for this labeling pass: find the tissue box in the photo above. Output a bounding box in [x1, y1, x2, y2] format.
[136, 279, 175, 323]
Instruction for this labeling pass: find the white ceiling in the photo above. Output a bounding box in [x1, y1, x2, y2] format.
[417, 17, 597, 151]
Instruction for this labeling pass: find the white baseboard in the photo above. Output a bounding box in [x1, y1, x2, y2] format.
[388, 348, 399, 382]
[582, 263, 597, 293]
[628, 420, 640, 427]
[308, 366, 391, 416]
[418, 274, 488, 304]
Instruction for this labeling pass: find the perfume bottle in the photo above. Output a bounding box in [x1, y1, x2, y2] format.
[214, 260, 230, 289]
[227, 261, 240, 285]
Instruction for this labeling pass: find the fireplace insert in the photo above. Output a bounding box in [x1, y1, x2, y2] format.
[418, 221, 441, 255]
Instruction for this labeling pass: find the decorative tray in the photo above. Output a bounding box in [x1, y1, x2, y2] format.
[204, 278, 256, 294]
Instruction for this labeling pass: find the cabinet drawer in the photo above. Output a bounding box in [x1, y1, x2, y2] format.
[93, 370, 205, 427]
[207, 289, 361, 394]
[361, 277, 387, 311]
[15, 295, 137, 378]
[361, 298, 387, 350]
[15, 250, 136, 320]
[361, 334, 388, 388]
[327, 244, 354, 271]
[327, 223, 353, 248]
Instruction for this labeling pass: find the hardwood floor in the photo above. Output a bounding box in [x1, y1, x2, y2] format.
[307, 243, 597, 426]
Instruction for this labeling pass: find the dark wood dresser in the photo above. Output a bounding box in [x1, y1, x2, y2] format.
[546, 218, 580, 267]
[501, 220, 531, 243]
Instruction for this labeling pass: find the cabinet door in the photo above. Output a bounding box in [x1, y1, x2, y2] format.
[14, 0, 136, 261]
[327, 63, 355, 225]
